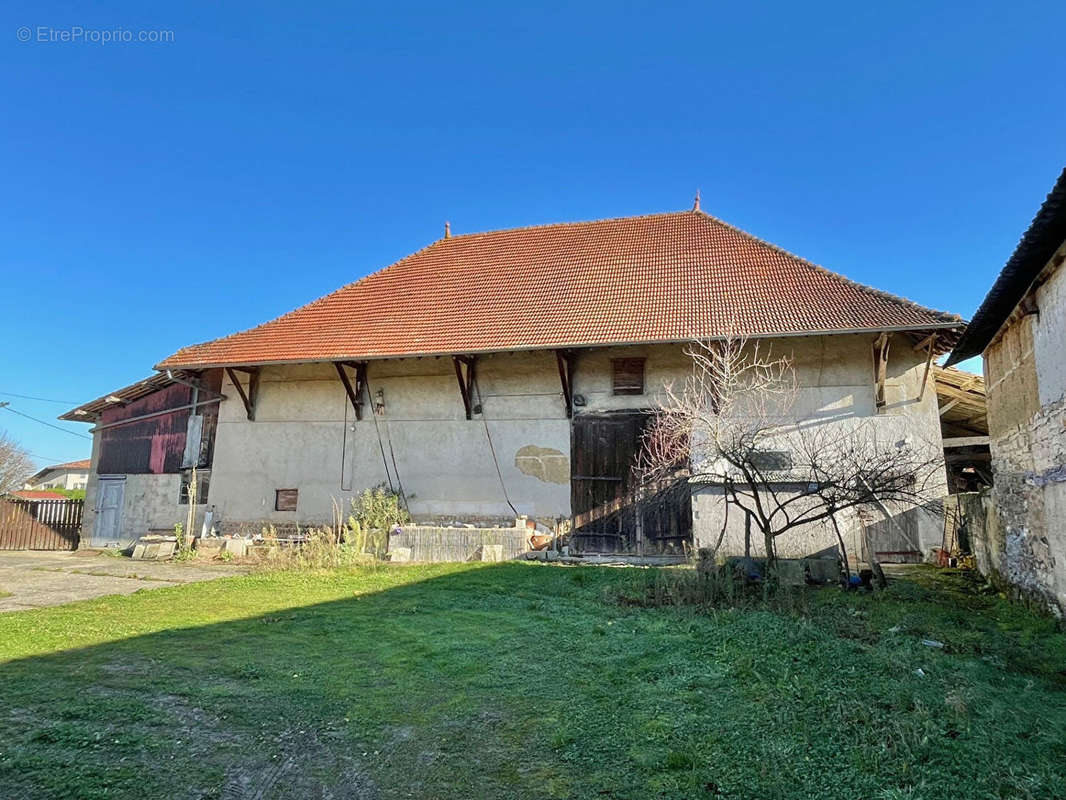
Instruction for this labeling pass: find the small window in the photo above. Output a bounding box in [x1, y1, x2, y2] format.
[179, 470, 210, 504]
[275, 489, 298, 512]
[612, 358, 645, 395]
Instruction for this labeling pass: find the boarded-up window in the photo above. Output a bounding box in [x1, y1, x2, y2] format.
[612, 358, 645, 395]
[275, 489, 298, 511]
[749, 451, 792, 472]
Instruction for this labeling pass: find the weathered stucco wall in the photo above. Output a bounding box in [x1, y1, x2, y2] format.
[210, 351, 573, 530]
[210, 343, 711, 531]
[982, 252, 1066, 615]
[691, 333, 947, 560]
[205, 336, 946, 561]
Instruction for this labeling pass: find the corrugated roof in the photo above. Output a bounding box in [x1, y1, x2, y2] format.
[947, 167, 1066, 365]
[158, 209, 963, 369]
[59, 372, 196, 422]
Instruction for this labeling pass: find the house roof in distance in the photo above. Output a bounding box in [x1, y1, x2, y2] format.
[158, 208, 963, 369]
[41, 459, 90, 472]
[25, 459, 91, 486]
[947, 167, 1066, 365]
[9, 490, 68, 500]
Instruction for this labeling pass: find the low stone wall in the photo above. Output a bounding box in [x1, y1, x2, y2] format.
[387, 525, 531, 562]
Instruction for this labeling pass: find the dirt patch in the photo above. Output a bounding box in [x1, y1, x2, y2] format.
[221, 727, 379, 800]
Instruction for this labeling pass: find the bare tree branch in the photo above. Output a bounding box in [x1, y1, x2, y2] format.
[0, 432, 35, 494]
[638, 336, 944, 567]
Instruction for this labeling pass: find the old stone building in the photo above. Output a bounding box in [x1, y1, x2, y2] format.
[947, 167, 1066, 614]
[66, 207, 963, 558]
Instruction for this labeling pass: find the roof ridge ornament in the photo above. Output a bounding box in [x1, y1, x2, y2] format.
[444, 221, 451, 239]
[692, 190, 701, 212]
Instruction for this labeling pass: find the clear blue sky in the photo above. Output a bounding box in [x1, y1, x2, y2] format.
[2, 0, 1064, 467]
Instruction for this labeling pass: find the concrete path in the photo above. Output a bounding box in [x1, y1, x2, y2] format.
[0, 550, 247, 613]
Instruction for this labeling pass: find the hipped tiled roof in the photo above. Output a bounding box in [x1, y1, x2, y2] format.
[158, 210, 962, 369]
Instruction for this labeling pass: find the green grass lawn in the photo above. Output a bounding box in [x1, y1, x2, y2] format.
[0, 563, 1063, 799]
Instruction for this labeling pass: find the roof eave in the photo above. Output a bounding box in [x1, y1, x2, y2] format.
[154, 321, 965, 371]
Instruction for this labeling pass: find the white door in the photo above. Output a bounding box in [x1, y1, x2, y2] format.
[92, 478, 126, 548]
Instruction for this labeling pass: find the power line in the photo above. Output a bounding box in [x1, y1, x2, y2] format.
[28, 452, 75, 464]
[0, 405, 92, 440]
[0, 391, 80, 405]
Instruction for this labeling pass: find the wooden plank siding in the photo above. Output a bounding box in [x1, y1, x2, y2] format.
[570, 413, 692, 554]
[0, 499, 83, 551]
[97, 369, 222, 475]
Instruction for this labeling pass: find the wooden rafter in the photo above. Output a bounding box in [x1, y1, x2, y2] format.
[555, 349, 577, 418]
[938, 397, 962, 416]
[225, 367, 260, 421]
[873, 332, 890, 410]
[334, 361, 368, 420]
[943, 435, 990, 448]
[453, 355, 477, 420]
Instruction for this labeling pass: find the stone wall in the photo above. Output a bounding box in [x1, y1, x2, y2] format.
[983, 253, 1066, 617]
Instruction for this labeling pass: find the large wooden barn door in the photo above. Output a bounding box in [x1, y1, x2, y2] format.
[570, 413, 691, 555]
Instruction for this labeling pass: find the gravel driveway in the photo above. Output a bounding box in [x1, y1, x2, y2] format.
[0, 550, 247, 612]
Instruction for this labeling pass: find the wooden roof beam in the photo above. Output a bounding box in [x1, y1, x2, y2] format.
[225, 367, 260, 421]
[453, 355, 477, 420]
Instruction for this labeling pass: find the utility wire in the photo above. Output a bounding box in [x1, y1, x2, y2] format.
[0, 406, 92, 440]
[28, 452, 74, 464]
[0, 391, 80, 405]
[472, 376, 519, 517]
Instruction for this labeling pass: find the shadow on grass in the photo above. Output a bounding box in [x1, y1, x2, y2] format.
[0, 562, 1064, 800]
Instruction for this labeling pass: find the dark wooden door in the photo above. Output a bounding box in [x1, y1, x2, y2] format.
[570, 413, 691, 554]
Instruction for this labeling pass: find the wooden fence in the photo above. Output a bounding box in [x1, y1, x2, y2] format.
[0, 498, 83, 551]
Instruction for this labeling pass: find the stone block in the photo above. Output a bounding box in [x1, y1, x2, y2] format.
[130, 538, 175, 560]
[481, 544, 504, 562]
[222, 538, 248, 557]
[196, 538, 224, 556]
[390, 547, 412, 563]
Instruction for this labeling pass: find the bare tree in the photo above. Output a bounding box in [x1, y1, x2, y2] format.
[638, 338, 944, 572]
[0, 431, 35, 495]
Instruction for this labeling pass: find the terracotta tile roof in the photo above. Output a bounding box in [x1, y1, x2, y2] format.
[50, 459, 90, 471]
[158, 210, 962, 369]
[9, 490, 68, 500]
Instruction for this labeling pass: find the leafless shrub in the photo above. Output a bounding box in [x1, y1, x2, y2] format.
[0, 431, 35, 494]
[638, 337, 944, 571]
